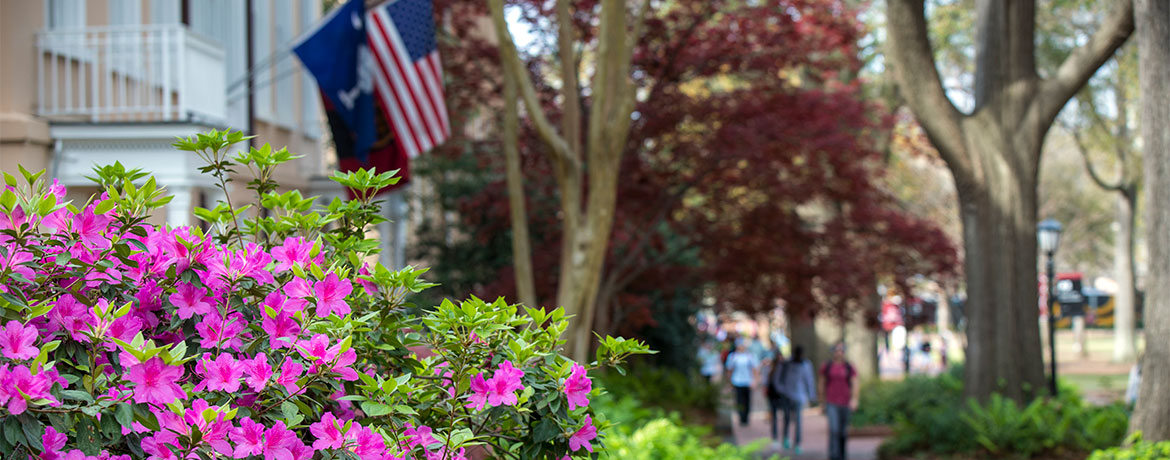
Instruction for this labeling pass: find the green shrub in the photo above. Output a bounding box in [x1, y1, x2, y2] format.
[1089, 433, 1170, 460]
[854, 365, 964, 428]
[593, 371, 780, 460]
[596, 366, 721, 416]
[877, 368, 1130, 458]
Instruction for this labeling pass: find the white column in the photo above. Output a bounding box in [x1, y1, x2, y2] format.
[166, 184, 192, 228]
[378, 187, 409, 269]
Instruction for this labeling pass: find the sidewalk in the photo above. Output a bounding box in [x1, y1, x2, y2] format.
[729, 398, 883, 460]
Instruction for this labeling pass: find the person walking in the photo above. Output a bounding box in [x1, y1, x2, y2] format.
[820, 343, 857, 460]
[725, 342, 760, 426]
[764, 350, 788, 450]
[779, 345, 816, 454]
[698, 341, 722, 383]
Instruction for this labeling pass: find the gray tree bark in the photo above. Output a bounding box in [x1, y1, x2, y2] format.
[886, 0, 1133, 401]
[1113, 192, 1139, 362]
[500, 55, 537, 308]
[1131, 0, 1170, 440]
[844, 294, 881, 380]
[489, 0, 647, 362]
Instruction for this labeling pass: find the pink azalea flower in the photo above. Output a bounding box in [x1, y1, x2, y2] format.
[331, 349, 360, 381]
[194, 353, 244, 393]
[403, 423, 440, 449]
[242, 242, 275, 285]
[272, 237, 313, 272]
[261, 309, 301, 349]
[0, 364, 56, 414]
[169, 282, 214, 319]
[231, 416, 265, 458]
[125, 357, 186, 405]
[0, 320, 38, 360]
[486, 360, 525, 407]
[264, 421, 308, 460]
[72, 206, 111, 249]
[356, 263, 378, 296]
[49, 295, 97, 342]
[41, 425, 68, 460]
[141, 431, 182, 460]
[243, 353, 274, 391]
[283, 277, 312, 312]
[347, 423, 388, 460]
[261, 291, 287, 313]
[563, 363, 592, 410]
[0, 246, 36, 284]
[465, 373, 489, 411]
[297, 334, 337, 362]
[104, 314, 143, 351]
[276, 357, 305, 394]
[313, 273, 353, 318]
[310, 412, 347, 450]
[568, 416, 597, 453]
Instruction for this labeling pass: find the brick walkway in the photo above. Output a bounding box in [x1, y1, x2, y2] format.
[729, 396, 883, 460]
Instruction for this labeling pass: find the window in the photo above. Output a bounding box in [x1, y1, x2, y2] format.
[150, 0, 181, 25]
[108, 0, 142, 26]
[45, 0, 85, 30]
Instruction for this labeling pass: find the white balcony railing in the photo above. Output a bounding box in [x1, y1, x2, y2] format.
[37, 25, 226, 124]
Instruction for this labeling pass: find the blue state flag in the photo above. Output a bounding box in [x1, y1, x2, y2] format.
[293, 0, 376, 161]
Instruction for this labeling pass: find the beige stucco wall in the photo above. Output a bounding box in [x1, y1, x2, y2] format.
[1, 0, 51, 173]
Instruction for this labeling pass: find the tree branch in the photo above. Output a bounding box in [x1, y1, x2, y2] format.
[886, 0, 971, 178]
[488, 0, 580, 173]
[1065, 124, 1126, 191]
[556, 0, 583, 160]
[1037, 0, 1134, 126]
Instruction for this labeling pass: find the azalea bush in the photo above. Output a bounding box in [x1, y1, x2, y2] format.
[0, 129, 651, 459]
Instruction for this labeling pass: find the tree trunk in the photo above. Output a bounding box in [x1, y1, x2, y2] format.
[1113, 192, 1139, 362]
[845, 294, 881, 380]
[887, 0, 1132, 402]
[1131, 0, 1170, 439]
[501, 59, 537, 308]
[955, 134, 1047, 401]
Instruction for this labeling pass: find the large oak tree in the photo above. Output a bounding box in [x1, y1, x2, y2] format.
[1131, 0, 1170, 439]
[885, 0, 1133, 401]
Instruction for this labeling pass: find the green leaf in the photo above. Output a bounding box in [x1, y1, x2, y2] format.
[360, 402, 393, 417]
[115, 403, 134, 428]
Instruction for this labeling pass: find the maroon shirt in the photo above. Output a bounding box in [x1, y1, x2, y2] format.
[821, 362, 854, 406]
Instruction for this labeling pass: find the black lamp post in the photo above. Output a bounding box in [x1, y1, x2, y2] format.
[1038, 218, 1063, 396]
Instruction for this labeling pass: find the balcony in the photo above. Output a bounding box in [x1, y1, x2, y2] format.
[36, 24, 226, 124]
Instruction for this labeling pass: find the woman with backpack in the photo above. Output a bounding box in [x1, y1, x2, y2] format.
[778, 345, 816, 453]
[820, 342, 858, 460]
[764, 349, 789, 449]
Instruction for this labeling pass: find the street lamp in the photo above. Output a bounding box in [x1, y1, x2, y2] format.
[1038, 218, 1063, 396]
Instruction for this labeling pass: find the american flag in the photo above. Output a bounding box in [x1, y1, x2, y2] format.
[366, 0, 450, 158]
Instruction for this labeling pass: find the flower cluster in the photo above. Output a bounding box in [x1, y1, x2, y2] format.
[0, 136, 651, 460]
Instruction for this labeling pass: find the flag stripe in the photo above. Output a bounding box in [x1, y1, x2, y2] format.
[419, 53, 449, 137]
[370, 9, 444, 148]
[366, 35, 423, 157]
[428, 53, 450, 137]
[367, 13, 431, 154]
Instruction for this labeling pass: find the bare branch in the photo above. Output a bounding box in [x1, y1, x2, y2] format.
[1064, 124, 1126, 191]
[1038, 0, 1134, 126]
[488, 0, 580, 172]
[886, 0, 971, 177]
[556, 0, 583, 160]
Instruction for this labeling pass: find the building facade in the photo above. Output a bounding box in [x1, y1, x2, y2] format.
[1, 0, 339, 228]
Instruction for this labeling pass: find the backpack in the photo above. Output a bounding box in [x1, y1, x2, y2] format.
[766, 362, 785, 398]
[821, 362, 856, 390]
